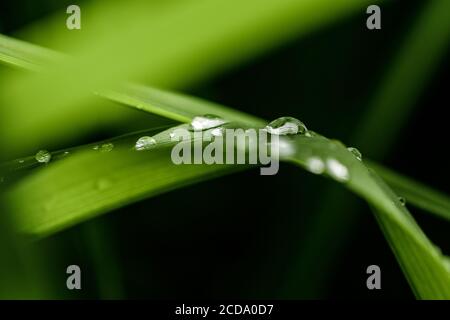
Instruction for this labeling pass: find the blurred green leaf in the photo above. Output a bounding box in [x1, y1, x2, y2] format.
[1, 0, 375, 155]
[354, 0, 450, 159]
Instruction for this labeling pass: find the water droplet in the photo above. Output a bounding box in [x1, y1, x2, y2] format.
[135, 136, 157, 151]
[326, 158, 349, 182]
[18, 159, 25, 163]
[306, 157, 325, 174]
[189, 114, 227, 131]
[265, 117, 307, 136]
[398, 197, 406, 206]
[93, 145, 99, 150]
[99, 143, 114, 152]
[211, 127, 224, 137]
[347, 147, 362, 161]
[35, 150, 51, 163]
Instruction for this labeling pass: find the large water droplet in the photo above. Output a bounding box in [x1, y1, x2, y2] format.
[35, 150, 51, 163]
[306, 157, 325, 174]
[135, 136, 157, 151]
[326, 158, 349, 182]
[347, 147, 362, 161]
[398, 197, 406, 206]
[99, 143, 114, 152]
[189, 114, 227, 131]
[265, 117, 307, 135]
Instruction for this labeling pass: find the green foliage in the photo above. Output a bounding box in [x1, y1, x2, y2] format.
[1, 0, 449, 300]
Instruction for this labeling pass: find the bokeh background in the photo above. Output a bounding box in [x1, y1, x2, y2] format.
[0, 0, 448, 299]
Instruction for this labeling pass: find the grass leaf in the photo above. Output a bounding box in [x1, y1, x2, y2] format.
[0, 0, 376, 154]
[286, 136, 450, 299]
[368, 161, 450, 222]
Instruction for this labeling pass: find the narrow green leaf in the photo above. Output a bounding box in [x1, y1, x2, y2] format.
[101, 84, 266, 128]
[367, 161, 450, 222]
[284, 0, 450, 297]
[1, 0, 376, 154]
[4, 124, 243, 237]
[286, 136, 450, 299]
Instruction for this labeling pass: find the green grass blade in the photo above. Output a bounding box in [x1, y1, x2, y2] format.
[367, 161, 450, 222]
[4, 124, 243, 237]
[5, 125, 450, 298]
[354, 0, 450, 159]
[283, 0, 450, 297]
[0, 0, 376, 155]
[286, 136, 450, 299]
[101, 84, 266, 128]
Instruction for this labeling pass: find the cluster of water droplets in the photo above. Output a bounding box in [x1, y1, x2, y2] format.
[29, 115, 361, 186]
[262, 116, 363, 183]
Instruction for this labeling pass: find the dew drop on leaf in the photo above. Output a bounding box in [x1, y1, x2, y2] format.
[35, 150, 51, 163]
[398, 197, 406, 206]
[265, 116, 307, 135]
[135, 136, 157, 151]
[189, 114, 227, 131]
[347, 147, 362, 161]
[99, 143, 114, 152]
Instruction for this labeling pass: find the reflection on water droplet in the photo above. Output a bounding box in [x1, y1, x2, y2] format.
[96, 178, 112, 190]
[306, 157, 325, 174]
[99, 143, 114, 152]
[19, 159, 25, 163]
[265, 117, 307, 135]
[189, 114, 227, 131]
[347, 147, 362, 161]
[35, 150, 51, 163]
[93, 145, 99, 150]
[326, 158, 349, 182]
[398, 197, 406, 206]
[135, 136, 157, 151]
